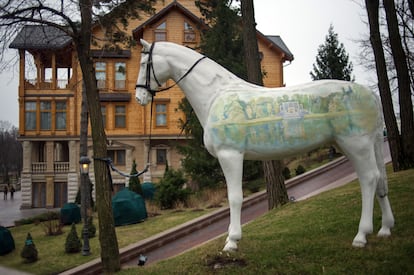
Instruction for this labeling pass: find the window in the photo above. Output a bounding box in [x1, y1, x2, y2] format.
[40, 101, 51, 130]
[154, 21, 166, 41]
[114, 62, 126, 89]
[24, 100, 68, 132]
[25, 101, 37, 130]
[108, 150, 125, 165]
[184, 21, 196, 42]
[95, 62, 106, 89]
[155, 103, 167, 126]
[55, 101, 67, 130]
[156, 149, 167, 165]
[115, 105, 126, 128]
[101, 105, 107, 128]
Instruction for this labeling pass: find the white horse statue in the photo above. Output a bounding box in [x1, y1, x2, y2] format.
[135, 39, 394, 251]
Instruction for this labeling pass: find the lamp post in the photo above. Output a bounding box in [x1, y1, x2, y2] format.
[79, 155, 91, 256]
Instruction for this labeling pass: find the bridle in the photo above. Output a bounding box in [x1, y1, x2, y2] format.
[134, 41, 206, 172]
[135, 41, 207, 97]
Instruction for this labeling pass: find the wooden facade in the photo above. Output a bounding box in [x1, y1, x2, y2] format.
[10, 0, 293, 209]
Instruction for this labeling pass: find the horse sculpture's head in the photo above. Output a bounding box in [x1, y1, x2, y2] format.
[135, 39, 169, 105]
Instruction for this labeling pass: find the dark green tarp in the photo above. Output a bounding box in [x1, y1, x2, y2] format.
[60, 203, 81, 225]
[141, 182, 156, 200]
[0, 226, 15, 255]
[112, 188, 147, 226]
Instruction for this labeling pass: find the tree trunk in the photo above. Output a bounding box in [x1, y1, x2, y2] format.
[78, 0, 120, 273]
[240, 0, 288, 209]
[264, 160, 288, 209]
[383, 0, 414, 169]
[365, 0, 404, 171]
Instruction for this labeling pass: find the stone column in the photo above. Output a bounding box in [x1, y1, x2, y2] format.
[20, 141, 32, 209]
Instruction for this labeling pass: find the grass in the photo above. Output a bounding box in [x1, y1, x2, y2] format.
[119, 166, 414, 274]
[0, 207, 213, 274]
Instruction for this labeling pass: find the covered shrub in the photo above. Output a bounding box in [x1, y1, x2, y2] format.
[0, 226, 15, 255]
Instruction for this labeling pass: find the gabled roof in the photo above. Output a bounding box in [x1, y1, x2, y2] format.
[132, 0, 207, 40]
[9, 25, 72, 50]
[261, 33, 294, 62]
[132, 1, 293, 62]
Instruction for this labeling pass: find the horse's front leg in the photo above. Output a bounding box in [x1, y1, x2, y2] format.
[216, 149, 244, 252]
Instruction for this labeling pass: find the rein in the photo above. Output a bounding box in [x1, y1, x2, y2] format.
[102, 42, 205, 180]
[135, 41, 207, 96]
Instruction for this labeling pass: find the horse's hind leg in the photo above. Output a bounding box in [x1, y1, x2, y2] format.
[336, 136, 379, 247]
[216, 149, 244, 251]
[374, 135, 394, 237]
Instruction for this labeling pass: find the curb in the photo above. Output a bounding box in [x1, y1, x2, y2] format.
[60, 156, 348, 275]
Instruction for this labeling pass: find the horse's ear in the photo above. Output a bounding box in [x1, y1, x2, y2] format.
[140, 39, 151, 51]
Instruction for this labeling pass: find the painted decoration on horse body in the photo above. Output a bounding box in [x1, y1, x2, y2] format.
[207, 81, 379, 154]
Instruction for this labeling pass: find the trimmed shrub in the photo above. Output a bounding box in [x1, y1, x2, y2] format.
[295, 164, 306, 176]
[20, 233, 38, 263]
[156, 168, 191, 209]
[65, 223, 81, 253]
[128, 160, 143, 196]
[282, 166, 291, 179]
[86, 216, 96, 238]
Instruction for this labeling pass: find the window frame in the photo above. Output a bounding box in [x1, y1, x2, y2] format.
[154, 21, 167, 41]
[55, 101, 67, 131]
[108, 149, 126, 166]
[156, 148, 167, 165]
[114, 104, 127, 129]
[24, 99, 69, 132]
[155, 102, 168, 127]
[95, 61, 107, 90]
[25, 101, 37, 131]
[40, 101, 52, 130]
[114, 61, 127, 90]
[184, 21, 196, 43]
[101, 104, 107, 129]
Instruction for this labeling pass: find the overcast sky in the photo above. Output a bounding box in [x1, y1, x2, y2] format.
[0, 0, 371, 127]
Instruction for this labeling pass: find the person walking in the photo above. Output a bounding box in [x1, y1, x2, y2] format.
[10, 186, 15, 200]
[3, 185, 8, 200]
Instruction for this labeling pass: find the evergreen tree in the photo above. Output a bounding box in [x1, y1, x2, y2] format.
[310, 24, 354, 81]
[128, 160, 143, 196]
[65, 223, 82, 253]
[20, 233, 38, 263]
[177, 0, 262, 189]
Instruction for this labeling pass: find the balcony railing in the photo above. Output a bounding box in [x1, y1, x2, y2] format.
[31, 162, 70, 174]
[25, 79, 71, 89]
[54, 162, 69, 173]
[32, 162, 46, 174]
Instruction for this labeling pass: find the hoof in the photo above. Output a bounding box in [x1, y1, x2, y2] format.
[352, 240, 366, 248]
[378, 227, 391, 237]
[223, 240, 238, 252]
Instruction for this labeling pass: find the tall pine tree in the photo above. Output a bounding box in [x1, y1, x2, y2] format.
[310, 24, 354, 81]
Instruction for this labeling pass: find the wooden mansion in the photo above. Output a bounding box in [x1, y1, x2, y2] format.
[9, 0, 293, 209]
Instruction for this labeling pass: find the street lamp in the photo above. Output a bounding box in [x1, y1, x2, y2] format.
[79, 155, 91, 256]
[79, 156, 91, 175]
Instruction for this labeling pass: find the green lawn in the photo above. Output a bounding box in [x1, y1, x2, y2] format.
[120, 166, 414, 274]
[0, 208, 212, 274]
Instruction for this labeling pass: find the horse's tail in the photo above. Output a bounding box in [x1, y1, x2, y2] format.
[374, 93, 388, 197]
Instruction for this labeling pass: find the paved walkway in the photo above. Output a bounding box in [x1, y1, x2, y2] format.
[0, 191, 58, 228]
[0, 191, 51, 275]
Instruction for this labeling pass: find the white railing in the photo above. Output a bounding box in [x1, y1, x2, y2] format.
[31, 162, 70, 173]
[54, 162, 69, 173]
[32, 162, 46, 174]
